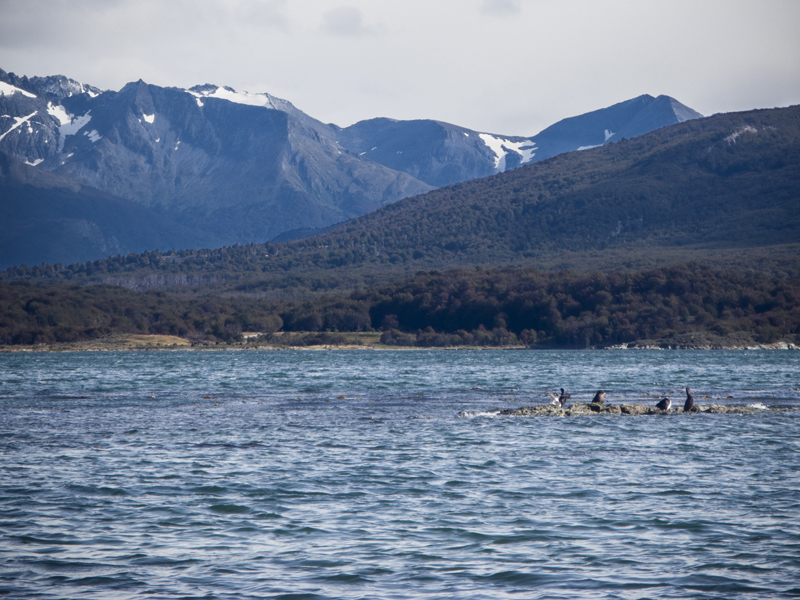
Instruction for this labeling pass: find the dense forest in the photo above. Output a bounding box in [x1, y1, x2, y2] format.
[362, 265, 800, 347]
[2, 264, 798, 348]
[2, 105, 799, 294]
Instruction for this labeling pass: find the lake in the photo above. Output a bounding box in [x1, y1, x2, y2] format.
[1, 349, 799, 599]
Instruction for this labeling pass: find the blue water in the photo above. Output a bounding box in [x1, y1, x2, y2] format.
[1, 350, 799, 599]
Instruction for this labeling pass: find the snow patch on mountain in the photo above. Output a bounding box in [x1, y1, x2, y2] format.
[479, 134, 537, 170]
[47, 102, 71, 125]
[0, 112, 37, 142]
[577, 144, 601, 151]
[515, 142, 538, 163]
[187, 85, 275, 109]
[724, 126, 758, 144]
[0, 82, 36, 98]
[85, 130, 102, 143]
[56, 112, 92, 151]
[604, 129, 615, 141]
[143, 113, 155, 124]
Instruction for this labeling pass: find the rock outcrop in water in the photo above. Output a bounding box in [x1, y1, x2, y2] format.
[489, 403, 771, 417]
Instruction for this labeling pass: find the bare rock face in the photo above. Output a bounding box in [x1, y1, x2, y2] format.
[496, 402, 770, 417]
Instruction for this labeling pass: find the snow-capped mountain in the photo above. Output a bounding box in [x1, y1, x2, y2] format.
[0, 72, 102, 168]
[333, 119, 536, 188]
[334, 94, 702, 187]
[0, 69, 432, 247]
[0, 67, 704, 266]
[526, 94, 703, 163]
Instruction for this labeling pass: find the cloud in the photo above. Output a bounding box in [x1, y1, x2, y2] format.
[2, 0, 799, 137]
[479, 0, 521, 17]
[320, 6, 380, 37]
[240, 0, 291, 32]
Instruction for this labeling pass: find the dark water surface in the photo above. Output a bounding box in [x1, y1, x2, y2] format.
[1, 350, 799, 599]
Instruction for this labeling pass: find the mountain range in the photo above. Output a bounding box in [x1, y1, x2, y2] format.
[7, 102, 798, 294]
[334, 94, 702, 188]
[1, 67, 702, 267]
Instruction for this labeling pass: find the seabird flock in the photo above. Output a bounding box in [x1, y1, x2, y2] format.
[548, 387, 698, 412]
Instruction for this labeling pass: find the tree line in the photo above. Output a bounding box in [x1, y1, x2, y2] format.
[2, 263, 798, 347]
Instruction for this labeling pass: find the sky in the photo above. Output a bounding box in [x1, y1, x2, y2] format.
[1, 0, 799, 136]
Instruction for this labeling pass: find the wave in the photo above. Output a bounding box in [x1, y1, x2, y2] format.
[457, 409, 501, 418]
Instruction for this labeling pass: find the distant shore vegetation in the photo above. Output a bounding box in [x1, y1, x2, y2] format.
[2, 263, 798, 349]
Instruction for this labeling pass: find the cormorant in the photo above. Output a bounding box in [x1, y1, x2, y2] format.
[591, 390, 606, 405]
[656, 397, 671, 411]
[558, 388, 570, 407]
[684, 387, 695, 412]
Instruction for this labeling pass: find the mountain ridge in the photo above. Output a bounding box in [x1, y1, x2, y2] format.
[332, 93, 702, 188]
[1, 67, 705, 267]
[1, 69, 433, 248]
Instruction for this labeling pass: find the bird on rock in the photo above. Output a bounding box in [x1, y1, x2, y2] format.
[591, 390, 606, 405]
[656, 397, 671, 411]
[684, 387, 695, 412]
[558, 388, 571, 407]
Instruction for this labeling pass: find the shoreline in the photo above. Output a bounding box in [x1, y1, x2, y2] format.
[1, 338, 797, 353]
[1, 332, 798, 353]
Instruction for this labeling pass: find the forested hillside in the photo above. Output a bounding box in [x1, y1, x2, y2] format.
[4, 105, 798, 292]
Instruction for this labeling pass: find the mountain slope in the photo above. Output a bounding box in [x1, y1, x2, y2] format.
[0, 70, 104, 169]
[321, 105, 798, 263]
[334, 94, 702, 187]
[1, 69, 433, 248]
[527, 94, 703, 161]
[333, 118, 526, 187]
[51, 80, 434, 243]
[0, 152, 218, 268]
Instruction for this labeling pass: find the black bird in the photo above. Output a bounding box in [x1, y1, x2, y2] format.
[684, 387, 695, 412]
[591, 390, 606, 405]
[558, 388, 571, 407]
[656, 397, 671, 411]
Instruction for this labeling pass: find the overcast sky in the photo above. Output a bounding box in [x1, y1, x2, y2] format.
[2, 0, 799, 135]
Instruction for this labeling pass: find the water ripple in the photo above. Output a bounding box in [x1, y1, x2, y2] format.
[1, 350, 798, 598]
